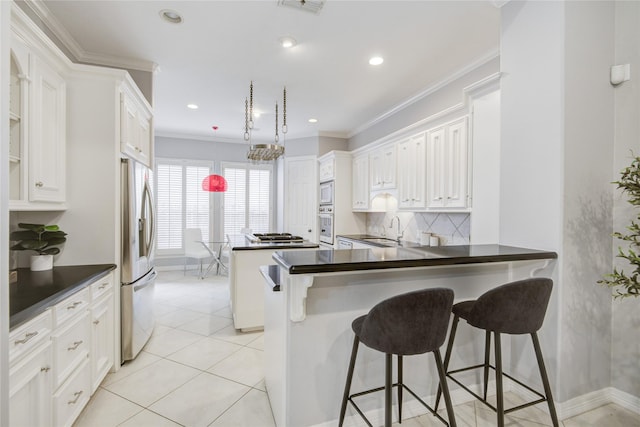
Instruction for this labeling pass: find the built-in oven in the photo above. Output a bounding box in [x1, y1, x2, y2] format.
[318, 205, 334, 245]
[319, 180, 334, 206]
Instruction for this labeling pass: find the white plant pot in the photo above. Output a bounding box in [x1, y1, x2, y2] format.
[30, 255, 53, 271]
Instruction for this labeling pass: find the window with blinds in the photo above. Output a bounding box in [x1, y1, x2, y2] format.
[223, 163, 273, 235]
[155, 159, 212, 254]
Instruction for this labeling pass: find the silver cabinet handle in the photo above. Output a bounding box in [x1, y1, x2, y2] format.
[41, 366, 51, 373]
[15, 331, 38, 345]
[35, 181, 43, 187]
[67, 301, 82, 310]
[67, 341, 83, 351]
[93, 320, 100, 325]
[68, 391, 83, 405]
[98, 283, 108, 289]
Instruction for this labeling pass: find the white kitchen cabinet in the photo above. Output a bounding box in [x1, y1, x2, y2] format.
[426, 117, 469, 209]
[9, 341, 53, 427]
[397, 134, 426, 209]
[370, 144, 396, 190]
[318, 156, 335, 182]
[9, 310, 53, 427]
[9, 26, 67, 211]
[52, 358, 90, 427]
[352, 153, 370, 210]
[89, 276, 115, 394]
[121, 87, 153, 167]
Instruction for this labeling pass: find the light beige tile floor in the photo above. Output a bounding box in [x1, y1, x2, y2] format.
[74, 270, 639, 427]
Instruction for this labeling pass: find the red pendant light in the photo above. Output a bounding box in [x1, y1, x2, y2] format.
[202, 174, 228, 192]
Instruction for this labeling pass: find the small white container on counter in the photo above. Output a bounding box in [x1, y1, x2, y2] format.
[429, 235, 439, 247]
[420, 231, 431, 246]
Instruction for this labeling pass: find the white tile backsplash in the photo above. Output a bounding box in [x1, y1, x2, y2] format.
[366, 212, 470, 246]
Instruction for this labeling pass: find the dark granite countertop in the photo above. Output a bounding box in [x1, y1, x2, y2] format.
[10, 264, 116, 329]
[273, 244, 557, 275]
[228, 234, 319, 251]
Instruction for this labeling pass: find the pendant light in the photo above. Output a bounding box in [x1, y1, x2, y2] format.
[245, 82, 286, 162]
[202, 174, 228, 192]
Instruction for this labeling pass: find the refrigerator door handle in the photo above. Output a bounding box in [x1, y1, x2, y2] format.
[139, 179, 155, 258]
[133, 269, 157, 292]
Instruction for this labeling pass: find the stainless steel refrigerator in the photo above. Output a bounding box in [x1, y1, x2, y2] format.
[121, 157, 156, 362]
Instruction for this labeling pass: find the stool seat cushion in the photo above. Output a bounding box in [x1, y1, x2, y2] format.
[452, 300, 474, 318]
[353, 288, 454, 355]
[461, 278, 552, 335]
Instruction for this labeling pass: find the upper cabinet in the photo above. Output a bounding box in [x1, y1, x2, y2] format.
[352, 153, 370, 210]
[120, 86, 153, 167]
[370, 144, 396, 190]
[397, 134, 427, 209]
[9, 28, 67, 211]
[426, 117, 469, 209]
[318, 156, 335, 182]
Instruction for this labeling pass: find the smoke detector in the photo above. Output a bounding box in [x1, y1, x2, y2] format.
[278, 0, 325, 14]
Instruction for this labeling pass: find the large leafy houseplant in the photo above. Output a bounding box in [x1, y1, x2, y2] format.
[599, 156, 640, 298]
[10, 223, 67, 255]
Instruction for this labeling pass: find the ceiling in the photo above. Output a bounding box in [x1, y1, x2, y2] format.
[34, 1, 500, 144]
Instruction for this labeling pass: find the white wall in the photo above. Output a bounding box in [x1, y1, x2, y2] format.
[612, 0, 640, 398]
[501, 0, 617, 407]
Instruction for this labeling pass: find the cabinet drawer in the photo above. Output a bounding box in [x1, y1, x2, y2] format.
[9, 310, 52, 364]
[53, 358, 90, 427]
[90, 275, 113, 302]
[53, 288, 89, 327]
[52, 311, 90, 389]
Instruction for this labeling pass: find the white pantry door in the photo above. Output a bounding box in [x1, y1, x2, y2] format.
[284, 156, 318, 242]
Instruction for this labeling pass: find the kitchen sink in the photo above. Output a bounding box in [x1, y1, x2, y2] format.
[361, 237, 401, 247]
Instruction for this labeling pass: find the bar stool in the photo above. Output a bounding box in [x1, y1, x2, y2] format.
[338, 288, 457, 427]
[435, 278, 559, 427]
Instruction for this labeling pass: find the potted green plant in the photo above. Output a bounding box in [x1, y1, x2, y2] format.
[599, 155, 640, 298]
[10, 223, 67, 271]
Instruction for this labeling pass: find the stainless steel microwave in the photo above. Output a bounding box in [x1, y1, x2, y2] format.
[319, 180, 334, 205]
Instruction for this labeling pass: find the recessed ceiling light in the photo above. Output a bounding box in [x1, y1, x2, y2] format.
[187, 104, 198, 110]
[308, 118, 318, 123]
[160, 9, 183, 24]
[369, 56, 384, 66]
[279, 36, 297, 48]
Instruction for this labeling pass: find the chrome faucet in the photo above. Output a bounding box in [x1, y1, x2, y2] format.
[389, 216, 403, 242]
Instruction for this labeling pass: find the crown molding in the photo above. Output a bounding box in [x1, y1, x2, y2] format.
[22, 0, 157, 72]
[347, 48, 500, 139]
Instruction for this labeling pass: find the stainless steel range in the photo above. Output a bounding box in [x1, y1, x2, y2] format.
[246, 233, 304, 243]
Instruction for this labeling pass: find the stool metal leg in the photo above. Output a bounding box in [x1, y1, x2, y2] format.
[434, 349, 457, 427]
[397, 355, 403, 423]
[483, 331, 491, 400]
[531, 333, 559, 427]
[339, 336, 360, 427]
[385, 353, 392, 427]
[494, 332, 504, 427]
[435, 315, 459, 411]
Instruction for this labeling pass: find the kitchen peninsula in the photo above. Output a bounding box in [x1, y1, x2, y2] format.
[263, 244, 557, 427]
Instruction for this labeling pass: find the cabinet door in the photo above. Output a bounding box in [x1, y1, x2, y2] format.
[352, 154, 369, 210]
[398, 135, 426, 209]
[380, 144, 396, 189]
[444, 118, 468, 208]
[370, 150, 383, 190]
[285, 157, 318, 243]
[91, 293, 114, 394]
[29, 56, 66, 203]
[120, 93, 138, 158]
[427, 126, 446, 208]
[9, 341, 52, 427]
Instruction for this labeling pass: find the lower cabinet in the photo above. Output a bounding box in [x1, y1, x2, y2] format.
[8, 271, 115, 427]
[9, 340, 53, 427]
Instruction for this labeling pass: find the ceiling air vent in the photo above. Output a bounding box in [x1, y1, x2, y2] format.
[278, 0, 325, 14]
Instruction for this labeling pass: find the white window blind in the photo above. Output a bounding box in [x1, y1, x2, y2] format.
[155, 160, 212, 254]
[156, 164, 183, 250]
[223, 163, 272, 235]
